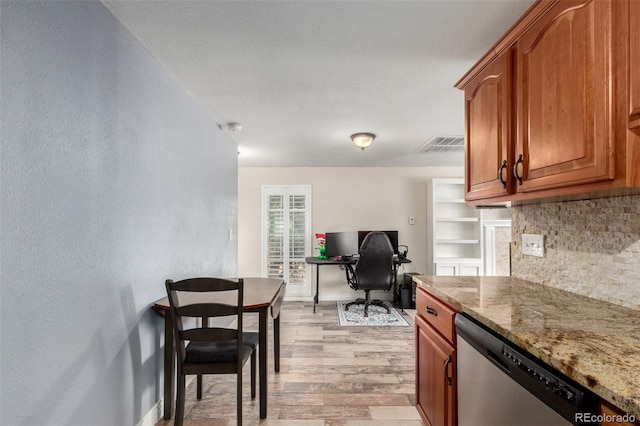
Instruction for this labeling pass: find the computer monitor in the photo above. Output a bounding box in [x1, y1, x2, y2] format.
[325, 231, 359, 258]
[358, 230, 399, 254]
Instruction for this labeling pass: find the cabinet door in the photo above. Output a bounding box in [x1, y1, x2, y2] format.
[435, 262, 458, 276]
[416, 314, 456, 426]
[459, 262, 481, 276]
[435, 262, 482, 276]
[464, 51, 513, 201]
[630, 0, 640, 128]
[515, 0, 614, 193]
[600, 399, 640, 425]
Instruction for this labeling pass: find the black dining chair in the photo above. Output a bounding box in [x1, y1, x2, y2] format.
[344, 231, 395, 317]
[165, 277, 258, 426]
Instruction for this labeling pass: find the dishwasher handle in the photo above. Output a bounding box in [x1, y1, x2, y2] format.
[486, 347, 510, 374]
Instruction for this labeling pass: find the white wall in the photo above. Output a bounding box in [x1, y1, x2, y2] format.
[238, 167, 463, 300]
[0, 2, 238, 424]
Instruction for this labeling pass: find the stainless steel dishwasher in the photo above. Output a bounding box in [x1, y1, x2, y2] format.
[455, 313, 599, 426]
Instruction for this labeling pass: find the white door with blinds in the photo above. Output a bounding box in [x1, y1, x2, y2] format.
[262, 186, 312, 298]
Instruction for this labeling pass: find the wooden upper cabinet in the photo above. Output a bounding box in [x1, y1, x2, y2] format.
[457, 0, 640, 204]
[514, 0, 615, 193]
[630, 0, 640, 129]
[464, 51, 513, 201]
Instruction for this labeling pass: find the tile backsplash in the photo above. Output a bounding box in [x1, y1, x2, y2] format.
[511, 195, 640, 309]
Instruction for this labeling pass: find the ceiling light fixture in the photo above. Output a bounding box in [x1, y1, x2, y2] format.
[351, 132, 376, 150]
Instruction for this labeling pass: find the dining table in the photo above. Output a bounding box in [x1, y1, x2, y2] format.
[152, 277, 286, 420]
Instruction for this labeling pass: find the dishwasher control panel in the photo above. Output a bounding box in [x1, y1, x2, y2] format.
[502, 347, 577, 405]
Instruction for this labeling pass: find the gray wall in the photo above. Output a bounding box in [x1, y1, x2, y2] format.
[0, 2, 238, 425]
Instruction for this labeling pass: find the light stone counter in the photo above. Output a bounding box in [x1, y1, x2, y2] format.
[413, 275, 640, 418]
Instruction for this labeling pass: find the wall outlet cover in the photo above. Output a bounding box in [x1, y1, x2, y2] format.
[522, 233, 545, 257]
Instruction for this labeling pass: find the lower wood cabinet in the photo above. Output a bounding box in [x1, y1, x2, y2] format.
[415, 287, 458, 426]
[600, 399, 640, 426]
[629, 0, 640, 129]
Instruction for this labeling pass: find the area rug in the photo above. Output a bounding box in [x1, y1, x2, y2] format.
[336, 301, 410, 327]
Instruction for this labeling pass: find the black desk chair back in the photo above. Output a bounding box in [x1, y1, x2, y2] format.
[345, 231, 395, 317]
[165, 277, 258, 426]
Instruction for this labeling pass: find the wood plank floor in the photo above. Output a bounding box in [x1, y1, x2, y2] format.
[157, 301, 422, 425]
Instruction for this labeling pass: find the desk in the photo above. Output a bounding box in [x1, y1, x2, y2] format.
[305, 256, 411, 313]
[153, 277, 286, 420]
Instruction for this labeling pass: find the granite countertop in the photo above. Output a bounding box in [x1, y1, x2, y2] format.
[413, 275, 640, 418]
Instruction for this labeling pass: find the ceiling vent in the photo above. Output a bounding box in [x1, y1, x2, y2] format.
[417, 136, 465, 153]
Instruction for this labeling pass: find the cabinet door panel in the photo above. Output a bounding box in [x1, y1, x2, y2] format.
[435, 263, 457, 276]
[630, 0, 640, 128]
[465, 52, 512, 200]
[415, 314, 456, 426]
[459, 263, 481, 276]
[516, 0, 614, 192]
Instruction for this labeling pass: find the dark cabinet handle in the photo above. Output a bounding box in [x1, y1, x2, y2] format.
[498, 160, 507, 189]
[425, 306, 437, 316]
[444, 354, 452, 386]
[513, 154, 523, 185]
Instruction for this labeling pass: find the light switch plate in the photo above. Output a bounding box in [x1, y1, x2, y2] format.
[522, 234, 545, 257]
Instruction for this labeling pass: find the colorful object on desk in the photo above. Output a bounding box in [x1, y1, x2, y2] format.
[315, 233, 326, 259]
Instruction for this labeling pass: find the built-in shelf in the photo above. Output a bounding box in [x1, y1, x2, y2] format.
[435, 239, 480, 244]
[436, 217, 480, 223]
[428, 178, 483, 276]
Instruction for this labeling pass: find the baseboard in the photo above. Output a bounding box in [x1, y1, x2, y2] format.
[137, 376, 196, 426]
[283, 295, 314, 302]
[137, 399, 163, 426]
[284, 293, 393, 302]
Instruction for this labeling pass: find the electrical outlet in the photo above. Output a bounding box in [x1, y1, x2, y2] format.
[522, 234, 545, 257]
[409, 216, 415, 225]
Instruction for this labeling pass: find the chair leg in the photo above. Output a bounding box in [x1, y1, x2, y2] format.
[237, 369, 243, 426]
[369, 299, 391, 314]
[251, 350, 257, 399]
[346, 292, 391, 317]
[344, 298, 365, 311]
[196, 374, 203, 400]
[175, 373, 186, 426]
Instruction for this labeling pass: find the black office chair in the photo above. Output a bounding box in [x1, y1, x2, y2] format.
[344, 231, 395, 317]
[165, 277, 258, 426]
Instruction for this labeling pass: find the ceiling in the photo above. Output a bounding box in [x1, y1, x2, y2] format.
[103, 0, 535, 167]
